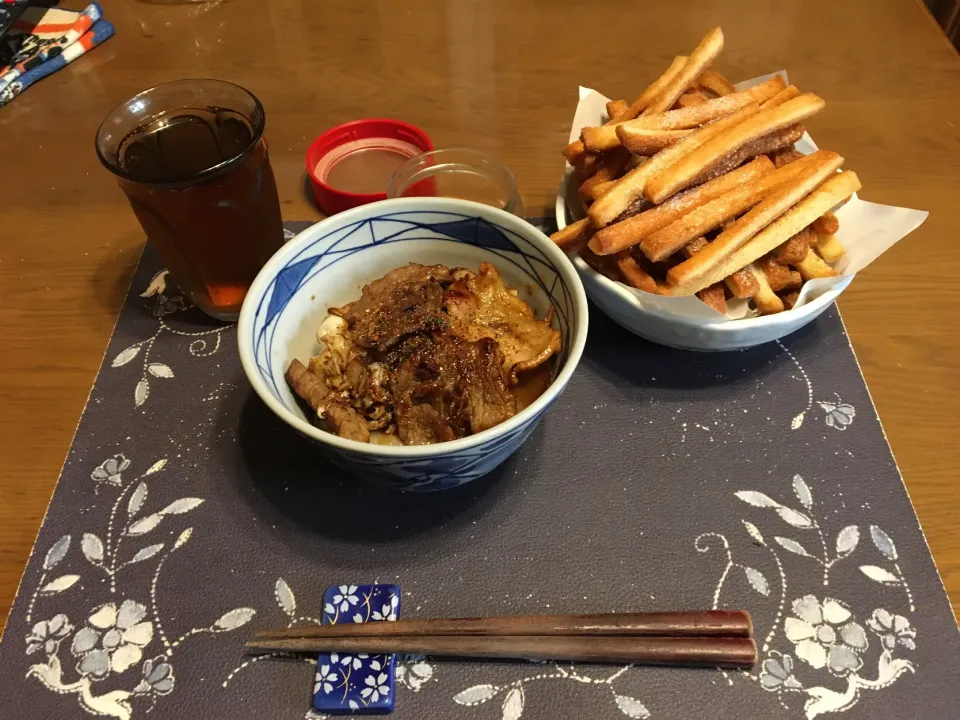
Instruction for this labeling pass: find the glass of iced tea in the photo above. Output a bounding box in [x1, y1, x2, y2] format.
[96, 79, 285, 321]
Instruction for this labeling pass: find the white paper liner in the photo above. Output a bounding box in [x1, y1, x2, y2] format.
[561, 71, 929, 320]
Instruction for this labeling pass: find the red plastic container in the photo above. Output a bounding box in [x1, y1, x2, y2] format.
[305, 119, 433, 215]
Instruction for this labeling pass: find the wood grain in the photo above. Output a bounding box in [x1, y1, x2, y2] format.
[1, 0, 959, 634]
[245, 635, 759, 668]
[254, 610, 754, 639]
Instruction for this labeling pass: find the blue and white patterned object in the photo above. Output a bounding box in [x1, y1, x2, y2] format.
[313, 584, 400, 715]
[238, 198, 589, 491]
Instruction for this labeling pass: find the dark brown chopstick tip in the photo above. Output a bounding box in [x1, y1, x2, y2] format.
[246, 640, 280, 654]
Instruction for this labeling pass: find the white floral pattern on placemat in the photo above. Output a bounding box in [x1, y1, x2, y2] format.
[694, 473, 916, 719]
[233, 580, 651, 720]
[23, 453, 256, 720]
[7, 229, 947, 720]
[444, 471, 919, 720]
[111, 270, 231, 408]
[453, 665, 649, 719]
[778, 341, 856, 431]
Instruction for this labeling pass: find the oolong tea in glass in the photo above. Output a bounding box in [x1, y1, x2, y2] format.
[96, 79, 285, 320]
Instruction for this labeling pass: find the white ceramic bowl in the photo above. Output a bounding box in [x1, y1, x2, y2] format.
[555, 169, 852, 351]
[238, 197, 589, 491]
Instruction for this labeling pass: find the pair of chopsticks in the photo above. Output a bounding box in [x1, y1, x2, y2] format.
[247, 610, 757, 668]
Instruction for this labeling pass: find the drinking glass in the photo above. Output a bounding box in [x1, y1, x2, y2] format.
[96, 79, 285, 320]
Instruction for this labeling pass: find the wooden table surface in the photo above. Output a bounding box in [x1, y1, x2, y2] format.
[1, 0, 959, 633]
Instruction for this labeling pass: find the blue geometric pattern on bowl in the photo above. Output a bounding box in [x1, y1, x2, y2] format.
[243, 208, 583, 491]
[320, 416, 542, 491]
[249, 211, 575, 403]
[313, 584, 401, 715]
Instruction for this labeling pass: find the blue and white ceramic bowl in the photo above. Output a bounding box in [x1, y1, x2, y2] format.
[238, 198, 588, 491]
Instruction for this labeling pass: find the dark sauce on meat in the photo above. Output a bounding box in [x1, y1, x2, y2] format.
[285, 263, 562, 445]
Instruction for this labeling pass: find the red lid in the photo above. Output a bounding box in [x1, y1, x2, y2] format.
[305, 118, 433, 215]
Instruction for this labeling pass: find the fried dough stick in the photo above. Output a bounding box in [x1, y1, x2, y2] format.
[562, 56, 688, 162]
[640, 27, 726, 116]
[667, 171, 861, 295]
[641, 154, 831, 262]
[644, 93, 826, 204]
[666, 150, 844, 288]
[589, 104, 762, 228]
[589, 157, 774, 256]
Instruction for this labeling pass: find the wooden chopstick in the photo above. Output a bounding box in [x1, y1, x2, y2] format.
[253, 610, 752, 640]
[245, 635, 757, 668]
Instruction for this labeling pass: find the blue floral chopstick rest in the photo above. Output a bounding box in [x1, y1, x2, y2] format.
[313, 584, 400, 715]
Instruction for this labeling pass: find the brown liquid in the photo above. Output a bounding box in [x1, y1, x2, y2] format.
[116, 107, 284, 319]
[513, 361, 555, 411]
[323, 147, 411, 195]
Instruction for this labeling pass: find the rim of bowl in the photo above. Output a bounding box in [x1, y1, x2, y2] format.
[573, 253, 849, 332]
[553, 172, 849, 333]
[238, 196, 589, 458]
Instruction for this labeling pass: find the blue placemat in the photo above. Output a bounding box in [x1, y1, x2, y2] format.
[0, 220, 957, 720]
